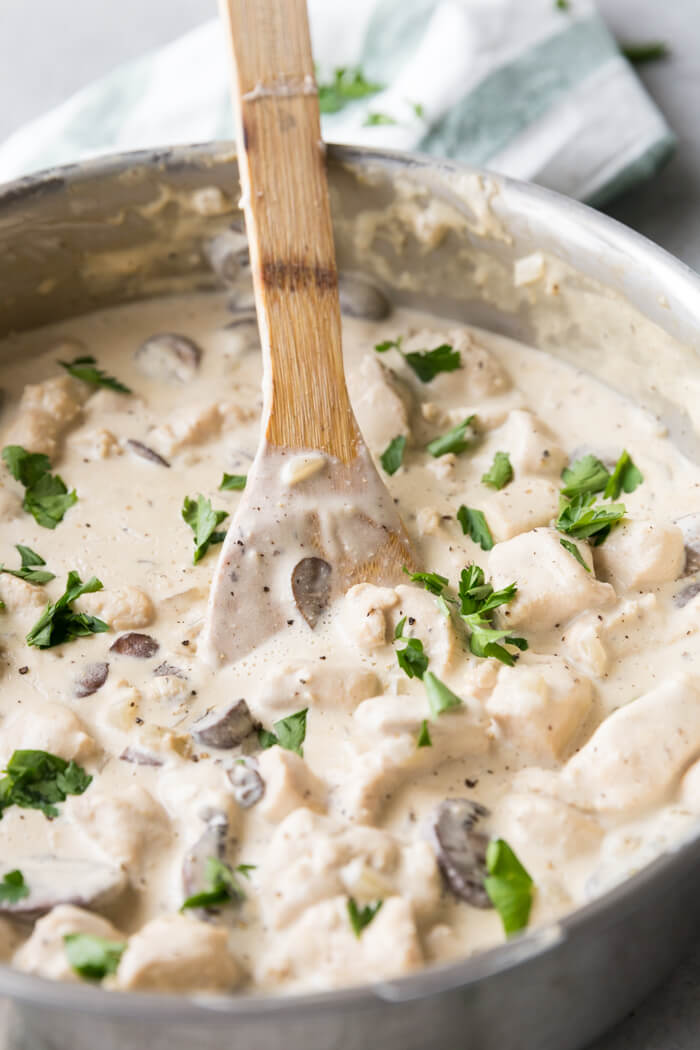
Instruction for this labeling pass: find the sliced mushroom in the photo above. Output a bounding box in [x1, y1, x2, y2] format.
[205, 229, 249, 284]
[191, 699, 255, 749]
[110, 633, 159, 658]
[430, 799, 492, 908]
[134, 333, 202, 384]
[153, 661, 187, 679]
[676, 514, 700, 575]
[227, 758, 265, 809]
[74, 661, 109, 698]
[0, 857, 127, 922]
[120, 747, 164, 767]
[338, 273, 391, 321]
[291, 557, 332, 628]
[675, 580, 700, 608]
[126, 439, 170, 468]
[182, 811, 235, 910]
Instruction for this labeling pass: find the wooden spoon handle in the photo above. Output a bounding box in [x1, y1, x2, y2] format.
[220, 0, 359, 463]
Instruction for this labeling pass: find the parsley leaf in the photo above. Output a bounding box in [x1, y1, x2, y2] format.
[347, 897, 383, 937]
[59, 354, 131, 394]
[374, 338, 461, 382]
[604, 450, 643, 500]
[181, 856, 247, 911]
[26, 571, 108, 649]
[621, 41, 669, 64]
[457, 505, 494, 551]
[374, 337, 402, 354]
[0, 544, 54, 584]
[182, 495, 228, 564]
[484, 838, 534, 936]
[364, 112, 397, 126]
[64, 933, 126, 980]
[402, 566, 449, 596]
[560, 454, 610, 498]
[426, 416, 475, 458]
[0, 749, 92, 820]
[2, 446, 77, 529]
[556, 493, 625, 545]
[380, 435, 406, 476]
[560, 537, 591, 572]
[424, 671, 462, 717]
[464, 617, 527, 666]
[417, 719, 432, 748]
[258, 708, 308, 756]
[457, 566, 526, 665]
[394, 617, 429, 680]
[0, 869, 29, 904]
[482, 451, 513, 490]
[317, 67, 383, 114]
[220, 473, 247, 491]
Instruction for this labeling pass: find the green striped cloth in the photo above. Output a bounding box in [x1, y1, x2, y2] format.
[0, 0, 674, 205]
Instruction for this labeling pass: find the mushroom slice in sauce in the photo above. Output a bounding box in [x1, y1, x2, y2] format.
[205, 229, 249, 284]
[191, 699, 256, 749]
[120, 747, 164, 767]
[338, 273, 391, 321]
[430, 799, 492, 908]
[182, 811, 232, 908]
[126, 439, 170, 468]
[74, 661, 109, 698]
[0, 857, 127, 922]
[228, 758, 265, 809]
[134, 333, 202, 384]
[291, 557, 332, 628]
[153, 661, 187, 679]
[676, 514, 700, 575]
[110, 633, 159, 658]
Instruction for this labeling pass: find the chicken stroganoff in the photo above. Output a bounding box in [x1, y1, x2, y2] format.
[0, 229, 699, 996]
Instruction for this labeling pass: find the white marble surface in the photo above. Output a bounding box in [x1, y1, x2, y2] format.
[0, 2, 699, 1047]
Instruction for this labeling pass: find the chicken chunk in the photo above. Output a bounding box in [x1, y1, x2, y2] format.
[435, 329, 511, 399]
[0, 573, 47, 615]
[14, 905, 124, 982]
[253, 658, 380, 720]
[493, 410, 567, 478]
[0, 703, 96, 765]
[68, 785, 170, 868]
[116, 914, 242, 993]
[486, 656, 593, 760]
[349, 355, 412, 453]
[3, 374, 89, 458]
[149, 401, 223, 457]
[488, 528, 615, 632]
[68, 427, 122, 460]
[480, 477, 559, 543]
[562, 672, 700, 812]
[257, 895, 422, 991]
[257, 747, 327, 822]
[339, 583, 399, 653]
[492, 792, 603, 869]
[77, 585, 154, 631]
[593, 519, 685, 592]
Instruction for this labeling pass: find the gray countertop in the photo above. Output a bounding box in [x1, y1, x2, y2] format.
[1, 2, 699, 1047]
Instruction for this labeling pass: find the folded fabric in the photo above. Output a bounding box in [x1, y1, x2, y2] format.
[0, 0, 674, 205]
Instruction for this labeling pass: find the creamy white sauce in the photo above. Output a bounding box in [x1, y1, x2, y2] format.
[0, 282, 699, 995]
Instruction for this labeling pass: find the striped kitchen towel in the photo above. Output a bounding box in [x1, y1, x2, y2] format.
[0, 0, 674, 205]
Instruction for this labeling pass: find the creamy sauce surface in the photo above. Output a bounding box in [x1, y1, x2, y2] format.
[0, 279, 699, 995]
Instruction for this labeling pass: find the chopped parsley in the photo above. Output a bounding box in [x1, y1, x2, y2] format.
[0, 869, 29, 904]
[364, 112, 397, 126]
[0, 544, 54, 584]
[484, 838, 534, 936]
[402, 566, 449, 596]
[457, 505, 494, 551]
[380, 435, 406, 476]
[621, 41, 669, 64]
[258, 708, 308, 756]
[59, 354, 131, 394]
[374, 337, 461, 383]
[604, 450, 643, 500]
[417, 719, 432, 748]
[424, 671, 462, 717]
[220, 473, 247, 491]
[317, 67, 383, 114]
[556, 493, 625, 545]
[555, 0, 569, 9]
[412, 101, 425, 119]
[482, 451, 513, 490]
[181, 856, 248, 911]
[394, 617, 429, 679]
[2, 446, 77, 529]
[63, 933, 126, 980]
[0, 749, 92, 820]
[182, 495, 228, 563]
[559, 537, 591, 572]
[426, 416, 475, 458]
[26, 571, 108, 649]
[347, 897, 383, 937]
[560, 454, 610, 498]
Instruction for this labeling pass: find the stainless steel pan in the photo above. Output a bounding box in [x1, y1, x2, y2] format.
[1, 143, 699, 1050]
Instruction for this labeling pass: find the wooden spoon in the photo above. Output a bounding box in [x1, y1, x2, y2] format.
[202, 0, 415, 665]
